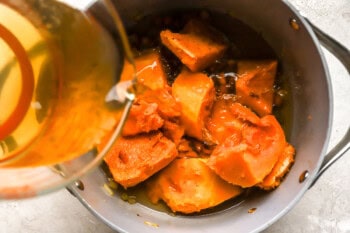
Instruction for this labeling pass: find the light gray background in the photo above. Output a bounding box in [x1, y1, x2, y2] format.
[1, 0, 349, 232]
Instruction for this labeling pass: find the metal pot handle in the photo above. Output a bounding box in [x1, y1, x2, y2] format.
[304, 18, 350, 188]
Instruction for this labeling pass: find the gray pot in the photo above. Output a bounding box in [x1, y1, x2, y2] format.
[68, 0, 350, 232]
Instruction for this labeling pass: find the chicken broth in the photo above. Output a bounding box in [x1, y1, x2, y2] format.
[103, 9, 294, 215]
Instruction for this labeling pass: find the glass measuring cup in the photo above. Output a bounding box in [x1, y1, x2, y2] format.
[0, 0, 135, 199]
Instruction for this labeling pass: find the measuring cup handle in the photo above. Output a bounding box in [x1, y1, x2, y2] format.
[304, 17, 350, 188]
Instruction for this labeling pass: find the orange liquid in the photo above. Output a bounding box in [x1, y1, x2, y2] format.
[0, 1, 121, 167]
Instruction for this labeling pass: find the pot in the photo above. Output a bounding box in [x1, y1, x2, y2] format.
[68, 0, 350, 232]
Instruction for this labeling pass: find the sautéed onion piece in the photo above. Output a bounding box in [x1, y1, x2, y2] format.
[102, 10, 295, 214]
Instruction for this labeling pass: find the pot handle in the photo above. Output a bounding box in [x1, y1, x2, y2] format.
[304, 18, 350, 188]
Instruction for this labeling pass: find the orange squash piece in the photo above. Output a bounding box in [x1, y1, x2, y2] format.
[161, 120, 185, 145]
[122, 87, 182, 136]
[208, 115, 286, 188]
[147, 158, 242, 214]
[258, 143, 295, 190]
[137, 87, 181, 120]
[120, 50, 167, 90]
[236, 60, 277, 116]
[172, 68, 215, 140]
[160, 19, 228, 72]
[104, 132, 178, 188]
[207, 100, 261, 144]
[122, 101, 164, 136]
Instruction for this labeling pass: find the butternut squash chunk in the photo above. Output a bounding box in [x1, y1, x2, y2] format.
[161, 120, 185, 145]
[104, 132, 178, 188]
[236, 60, 277, 116]
[160, 19, 228, 72]
[172, 69, 215, 140]
[258, 143, 295, 190]
[207, 100, 261, 144]
[137, 87, 181, 120]
[146, 158, 242, 214]
[122, 87, 181, 136]
[208, 115, 286, 188]
[122, 101, 164, 136]
[120, 50, 167, 90]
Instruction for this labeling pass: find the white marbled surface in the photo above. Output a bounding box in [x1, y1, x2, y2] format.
[0, 0, 349, 232]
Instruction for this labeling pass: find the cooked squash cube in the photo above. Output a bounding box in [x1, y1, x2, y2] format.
[104, 132, 178, 188]
[120, 50, 167, 90]
[161, 120, 185, 145]
[172, 68, 215, 140]
[160, 19, 228, 72]
[122, 101, 164, 136]
[147, 158, 242, 214]
[236, 60, 277, 116]
[208, 115, 286, 188]
[207, 100, 261, 144]
[136, 88, 181, 120]
[258, 143, 295, 190]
